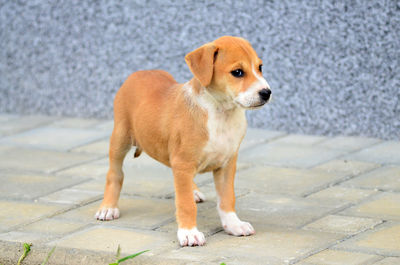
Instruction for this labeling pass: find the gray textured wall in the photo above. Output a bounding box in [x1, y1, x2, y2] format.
[1, 0, 399, 139]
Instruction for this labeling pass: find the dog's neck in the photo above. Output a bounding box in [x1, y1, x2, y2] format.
[185, 78, 240, 113]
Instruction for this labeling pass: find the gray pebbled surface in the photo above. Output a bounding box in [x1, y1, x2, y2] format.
[1, 0, 399, 139]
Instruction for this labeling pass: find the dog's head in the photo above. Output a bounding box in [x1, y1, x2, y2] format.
[185, 36, 271, 109]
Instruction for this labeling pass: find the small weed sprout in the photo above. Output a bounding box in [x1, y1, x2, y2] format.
[109, 245, 149, 265]
[17, 243, 31, 265]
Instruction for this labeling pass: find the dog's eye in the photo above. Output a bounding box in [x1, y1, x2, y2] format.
[231, 69, 244, 78]
[259, 65, 263, 73]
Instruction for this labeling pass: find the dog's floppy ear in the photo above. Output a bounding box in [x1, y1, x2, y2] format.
[185, 43, 218, 87]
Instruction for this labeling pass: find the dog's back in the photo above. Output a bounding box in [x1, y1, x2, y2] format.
[115, 70, 177, 114]
[113, 70, 201, 166]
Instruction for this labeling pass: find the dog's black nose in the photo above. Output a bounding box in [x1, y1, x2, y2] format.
[259, 89, 271, 101]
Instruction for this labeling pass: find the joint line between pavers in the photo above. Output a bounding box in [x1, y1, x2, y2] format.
[331, 191, 391, 218]
[207, 228, 224, 237]
[239, 132, 288, 152]
[291, 220, 387, 264]
[340, 184, 400, 194]
[0, 166, 90, 180]
[236, 189, 252, 199]
[30, 178, 94, 201]
[50, 155, 107, 175]
[44, 223, 98, 246]
[236, 163, 253, 172]
[151, 217, 177, 231]
[5, 196, 104, 233]
[318, 139, 385, 165]
[33, 223, 97, 246]
[299, 190, 387, 230]
[297, 203, 353, 230]
[300, 174, 357, 198]
[300, 174, 354, 198]
[120, 191, 176, 201]
[66, 135, 111, 153]
[290, 238, 348, 265]
[0, 117, 58, 138]
[310, 136, 332, 146]
[304, 151, 350, 169]
[4, 207, 72, 233]
[302, 163, 386, 198]
[319, 221, 390, 256]
[304, 138, 384, 170]
[263, 132, 289, 143]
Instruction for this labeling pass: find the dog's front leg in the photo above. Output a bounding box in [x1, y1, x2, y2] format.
[213, 154, 255, 236]
[172, 161, 205, 247]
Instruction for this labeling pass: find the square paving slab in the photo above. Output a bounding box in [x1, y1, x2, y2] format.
[71, 139, 110, 155]
[239, 142, 346, 168]
[0, 115, 56, 136]
[346, 141, 400, 165]
[55, 158, 109, 178]
[298, 249, 380, 265]
[306, 186, 377, 204]
[303, 215, 382, 235]
[0, 126, 109, 151]
[373, 257, 400, 265]
[270, 133, 327, 145]
[334, 223, 400, 256]
[225, 193, 345, 228]
[236, 166, 345, 196]
[0, 113, 19, 122]
[53, 226, 174, 256]
[38, 188, 102, 205]
[164, 226, 345, 265]
[312, 159, 379, 176]
[240, 128, 286, 150]
[0, 172, 87, 200]
[50, 117, 104, 129]
[316, 136, 382, 152]
[340, 192, 400, 221]
[341, 166, 400, 192]
[0, 201, 64, 232]
[0, 147, 100, 173]
[53, 196, 176, 230]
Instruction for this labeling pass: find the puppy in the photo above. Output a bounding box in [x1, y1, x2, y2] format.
[95, 36, 271, 247]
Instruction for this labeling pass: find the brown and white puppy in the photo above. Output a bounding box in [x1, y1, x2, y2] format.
[95, 36, 271, 247]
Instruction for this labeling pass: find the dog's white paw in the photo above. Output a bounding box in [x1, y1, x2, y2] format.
[219, 211, 255, 236]
[193, 190, 206, 203]
[177, 227, 206, 247]
[95, 207, 120, 221]
[224, 220, 255, 236]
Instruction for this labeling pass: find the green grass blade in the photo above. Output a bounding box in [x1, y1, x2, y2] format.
[117, 250, 149, 263]
[116, 244, 121, 260]
[41, 246, 56, 265]
[17, 243, 32, 265]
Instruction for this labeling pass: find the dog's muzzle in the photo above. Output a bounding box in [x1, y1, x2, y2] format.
[258, 88, 271, 103]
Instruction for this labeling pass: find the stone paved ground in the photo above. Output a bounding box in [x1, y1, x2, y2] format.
[0, 114, 399, 265]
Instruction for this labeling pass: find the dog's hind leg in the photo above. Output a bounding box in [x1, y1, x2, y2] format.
[193, 181, 206, 203]
[95, 123, 131, 221]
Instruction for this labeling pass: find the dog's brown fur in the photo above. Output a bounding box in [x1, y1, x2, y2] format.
[96, 36, 270, 246]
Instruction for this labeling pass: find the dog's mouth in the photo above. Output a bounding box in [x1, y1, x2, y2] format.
[234, 100, 268, 110]
[247, 102, 267, 110]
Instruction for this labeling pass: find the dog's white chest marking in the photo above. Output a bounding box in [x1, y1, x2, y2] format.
[203, 106, 246, 162]
[187, 85, 246, 171]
